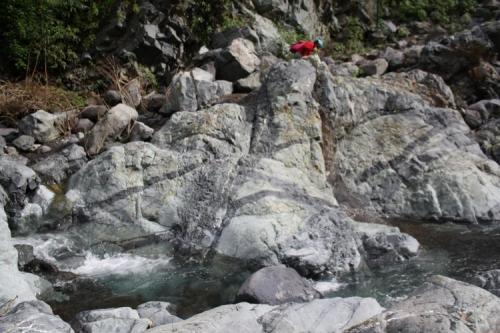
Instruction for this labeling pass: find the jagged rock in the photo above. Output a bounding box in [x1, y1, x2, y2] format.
[137, 302, 182, 327]
[328, 61, 360, 77]
[380, 47, 405, 69]
[420, 20, 499, 80]
[382, 70, 456, 108]
[142, 93, 167, 113]
[73, 307, 150, 333]
[235, 72, 261, 92]
[73, 118, 95, 133]
[129, 121, 154, 142]
[348, 276, 500, 333]
[84, 103, 138, 155]
[31, 144, 88, 184]
[236, 265, 319, 305]
[470, 99, 500, 121]
[403, 45, 423, 66]
[12, 135, 35, 152]
[215, 38, 261, 82]
[250, 0, 329, 37]
[147, 297, 383, 333]
[161, 71, 197, 114]
[315, 64, 500, 223]
[104, 90, 123, 106]
[471, 270, 500, 296]
[19, 110, 59, 143]
[212, 14, 283, 55]
[0, 127, 18, 140]
[0, 158, 40, 219]
[359, 58, 389, 76]
[80, 105, 108, 122]
[196, 79, 234, 107]
[353, 222, 419, 266]
[0, 301, 73, 333]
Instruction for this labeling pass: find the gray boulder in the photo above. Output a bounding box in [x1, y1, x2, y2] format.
[146, 297, 383, 333]
[12, 135, 35, 152]
[420, 21, 498, 80]
[19, 110, 59, 143]
[235, 72, 261, 92]
[359, 58, 389, 76]
[0, 158, 40, 219]
[31, 144, 88, 184]
[161, 71, 197, 114]
[380, 47, 405, 69]
[471, 270, 500, 296]
[129, 122, 154, 142]
[73, 307, 150, 333]
[0, 301, 73, 333]
[84, 103, 138, 155]
[74, 118, 95, 133]
[142, 93, 167, 113]
[348, 275, 500, 333]
[80, 105, 108, 122]
[104, 90, 122, 106]
[137, 302, 182, 327]
[353, 222, 419, 267]
[215, 38, 261, 82]
[236, 265, 319, 305]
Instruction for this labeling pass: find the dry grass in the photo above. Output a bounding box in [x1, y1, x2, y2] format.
[0, 79, 86, 127]
[96, 56, 142, 108]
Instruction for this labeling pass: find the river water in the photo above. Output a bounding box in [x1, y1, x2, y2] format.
[15, 221, 500, 322]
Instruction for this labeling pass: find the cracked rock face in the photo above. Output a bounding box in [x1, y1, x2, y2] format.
[65, 61, 364, 276]
[315, 64, 500, 224]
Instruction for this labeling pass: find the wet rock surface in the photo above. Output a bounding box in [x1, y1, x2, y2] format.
[236, 265, 319, 305]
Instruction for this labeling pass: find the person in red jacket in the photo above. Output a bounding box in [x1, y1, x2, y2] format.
[290, 37, 324, 57]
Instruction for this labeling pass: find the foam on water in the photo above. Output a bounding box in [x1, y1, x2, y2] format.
[71, 253, 172, 277]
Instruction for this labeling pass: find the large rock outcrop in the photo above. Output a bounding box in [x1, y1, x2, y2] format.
[65, 60, 369, 276]
[315, 63, 500, 224]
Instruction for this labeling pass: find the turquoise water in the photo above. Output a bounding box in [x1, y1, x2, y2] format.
[41, 221, 500, 321]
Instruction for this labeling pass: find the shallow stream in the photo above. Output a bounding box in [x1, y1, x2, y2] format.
[15, 221, 500, 322]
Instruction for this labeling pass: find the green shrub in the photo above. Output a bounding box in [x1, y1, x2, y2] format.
[181, 0, 233, 44]
[382, 0, 478, 25]
[277, 23, 308, 45]
[0, 0, 118, 74]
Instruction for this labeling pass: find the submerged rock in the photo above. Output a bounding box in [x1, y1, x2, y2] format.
[236, 265, 319, 305]
[471, 269, 500, 296]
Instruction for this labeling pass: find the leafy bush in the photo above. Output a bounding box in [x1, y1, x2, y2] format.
[0, 0, 117, 74]
[382, 0, 478, 24]
[180, 0, 234, 44]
